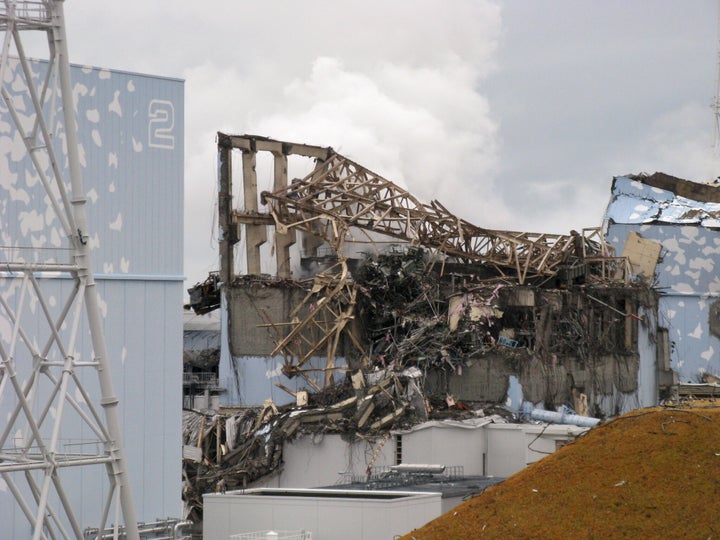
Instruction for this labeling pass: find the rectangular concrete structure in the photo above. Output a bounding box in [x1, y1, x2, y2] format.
[203, 488, 442, 540]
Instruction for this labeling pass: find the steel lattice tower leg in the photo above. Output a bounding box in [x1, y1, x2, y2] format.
[0, 2, 139, 539]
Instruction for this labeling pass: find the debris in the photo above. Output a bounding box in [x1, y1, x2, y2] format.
[186, 272, 221, 314]
[186, 135, 679, 523]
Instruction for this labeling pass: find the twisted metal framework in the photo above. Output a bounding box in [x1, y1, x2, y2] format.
[263, 152, 586, 285]
[220, 135, 624, 389]
[269, 260, 367, 386]
[0, 2, 138, 539]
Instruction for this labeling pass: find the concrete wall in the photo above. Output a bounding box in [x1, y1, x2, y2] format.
[397, 422, 489, 476]
[204, 489, 442, 540]
[253, 420, 585, 490]
[485, 423, 585, 477]
[255, 433, 395, 488]
[220, 283, 360, 407]
[226, 285, 307, 356]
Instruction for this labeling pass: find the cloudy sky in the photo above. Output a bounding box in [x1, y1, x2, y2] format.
[58, 0, 720, 290]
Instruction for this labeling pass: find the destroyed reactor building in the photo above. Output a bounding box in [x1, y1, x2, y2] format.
[184, 134, 715, 421]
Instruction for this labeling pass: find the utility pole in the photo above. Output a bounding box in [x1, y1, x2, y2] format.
[0, 2, 139, 539]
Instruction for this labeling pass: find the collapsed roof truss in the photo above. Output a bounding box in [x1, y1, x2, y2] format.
[262, 152, 586, 284]
[216, 134, 627, 388]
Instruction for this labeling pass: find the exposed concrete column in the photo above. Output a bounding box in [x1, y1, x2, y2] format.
[242, 149, 267, 275]
[273, 152, 295, 278]
[218, 137, 236, 285]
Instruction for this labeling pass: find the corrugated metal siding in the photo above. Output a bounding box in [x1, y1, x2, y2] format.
[74, 65, 184, 276]
[0, 60, 183, 533]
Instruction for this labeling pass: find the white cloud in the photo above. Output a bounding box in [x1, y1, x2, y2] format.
[178, 0, 503, 287]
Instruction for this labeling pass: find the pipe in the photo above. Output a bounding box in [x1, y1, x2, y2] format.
[84, 519, 193, 540]
[530, 408, 600, 428]
[173, 520, 193, 539]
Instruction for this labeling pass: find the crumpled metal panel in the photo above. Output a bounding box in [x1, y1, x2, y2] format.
[607, 176, 720, 227]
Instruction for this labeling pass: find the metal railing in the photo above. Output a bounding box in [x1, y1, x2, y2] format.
[83, 518, 192, 540]
[183, 371, 219, 385]
[0, 1, 50, 26]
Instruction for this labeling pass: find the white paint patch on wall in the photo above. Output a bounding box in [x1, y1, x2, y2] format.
[73, 387, 87, 405]
[109, 213, 122, 231]
[265, 362, 284, 379]
[662, 237, 679, 251]
[97, 293, 108, 318]
[109, 90, 122, 116]
[50, 228, 61, 247]
[689, 322, 703, 339]
[87, 232, 100, 250]
[0, 314, 11, 342]
[19, 209, 43, 235]
[30, 233, 47, 248]
[86, 188, 98, 204]
[689, 257, 714, 273]
[710, 277, 720, 293]
[680, 226, 700, 244]
[701, 346, 714, 361]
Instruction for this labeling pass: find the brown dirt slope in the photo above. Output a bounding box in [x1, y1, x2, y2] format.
[401, 405, 720, 539]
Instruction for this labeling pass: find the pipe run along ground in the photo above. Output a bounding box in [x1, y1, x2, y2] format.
[529, 408, 600, 428]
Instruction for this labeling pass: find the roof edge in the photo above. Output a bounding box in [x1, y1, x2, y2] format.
[629, 172, 720, 203]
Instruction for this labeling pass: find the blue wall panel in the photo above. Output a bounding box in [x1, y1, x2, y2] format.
[605, 176, 720, 381]
[0, 59, 183, 534]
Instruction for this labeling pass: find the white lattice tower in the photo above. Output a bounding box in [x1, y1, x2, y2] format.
[0, 2, 139, 539]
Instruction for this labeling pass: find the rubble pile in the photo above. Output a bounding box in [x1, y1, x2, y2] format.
[401, 403, 720, 539]
[181, 365, 489, 522]
[185, 135, 685, 528]
[182, 248, 660, 520]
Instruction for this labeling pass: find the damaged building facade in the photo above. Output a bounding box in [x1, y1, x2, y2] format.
[605, 172, 720, 386]
[189, 134, 680, 419]
[184, 135, 720, 527]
